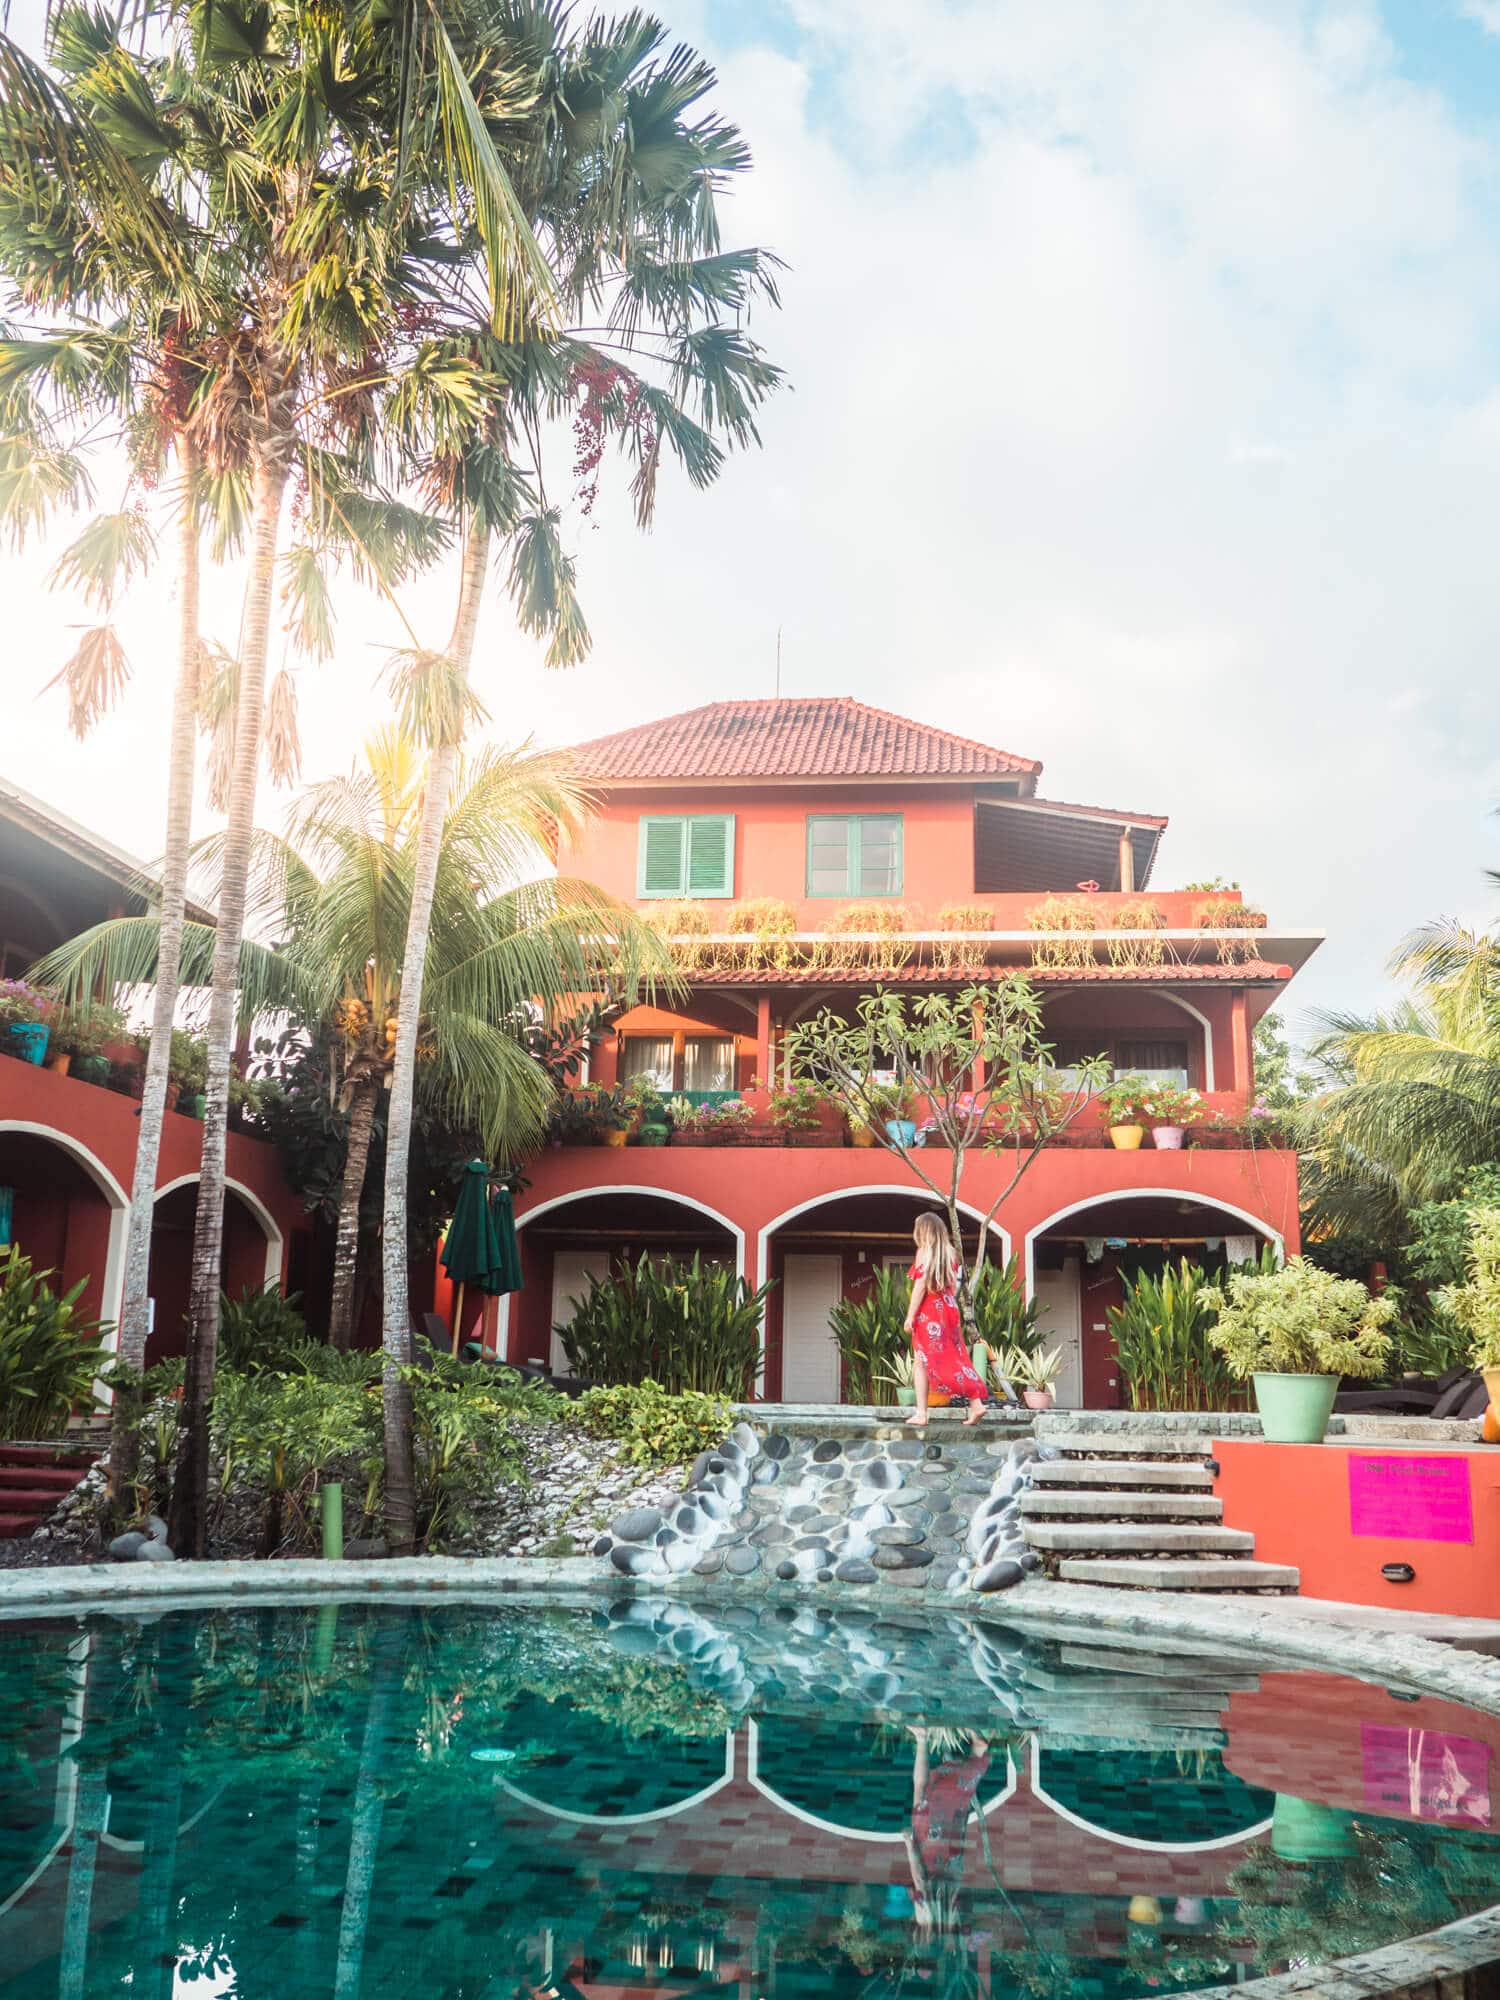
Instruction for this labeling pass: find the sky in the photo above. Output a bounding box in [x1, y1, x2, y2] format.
[4, 0, 1500, 1042]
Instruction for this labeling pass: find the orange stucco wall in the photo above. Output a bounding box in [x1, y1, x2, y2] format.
[563, 783, 979, 923]
[1215, 1439, 1500, 1618]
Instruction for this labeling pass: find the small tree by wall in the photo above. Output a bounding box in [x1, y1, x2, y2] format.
[784, 979, 1105, 1342]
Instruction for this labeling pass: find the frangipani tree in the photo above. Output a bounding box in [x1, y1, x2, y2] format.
[784, 980, 1107, 1340]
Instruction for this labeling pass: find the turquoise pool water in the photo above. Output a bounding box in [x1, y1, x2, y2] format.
[3, 1597, 1500, 1998]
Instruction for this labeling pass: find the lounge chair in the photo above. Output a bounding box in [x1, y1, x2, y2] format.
[1333, 1368, 1488, 1419]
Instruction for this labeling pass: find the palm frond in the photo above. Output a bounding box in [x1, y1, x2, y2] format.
[46, 507, 156, 609]
[41, 622, 130, 737]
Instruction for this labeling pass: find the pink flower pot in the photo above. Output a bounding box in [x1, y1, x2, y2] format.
[1023, 1388, 1054, 1411]
[1151, 1125, 1185, 1149]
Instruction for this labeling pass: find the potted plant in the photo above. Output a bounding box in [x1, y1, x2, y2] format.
[878, 1349, 918, 1408]
[847, 1078, 898, 1149]
[0, 980, 55, 1065]
[767, 1077, 828, 1146]
[165, 1028, 209, 1115]
[671, 1098, 754, 1146]
[885, 1084, 920, 1149]
[589, 1085, 633, 1148]
[546, 1092, 598, 1148]
[623, 1075, 671, 1147]
[1435, 1207, 1500, 1411]
[49, 1002, 128, 1083]
[227, 1073, 263, 1131]
[1100, 1074, 1151, 1149]
[1204, 1256, 1395, 1443]
[996, 1342, 1064, 1410]
[1142, 1083, 1204, 1150]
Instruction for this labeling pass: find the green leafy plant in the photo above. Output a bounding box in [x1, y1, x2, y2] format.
[0, 1245, 110, 1440]
[1139, 1084, 1205, 1127]
[213, 1369, 375, 1556]
[829, 1266, 909, 1403]
[1098, 1074, 1153, 1125]
[766, 1077, 827, 1135]
[0, 979, 55, 1030]
[572, 1379, 730, 1467]
[408, 1360, 531, 1547]
[667, 1097, 755, 1142]
[50, 1001, 127, 1061]
[996, 1343, 1062, 1392]
[1434, 1207, 1500, 1368]
[216, 1284, 308, 1374]
[1108, 1260, 1240, 1411]
[968, 1257, 1042, 1354]
[161, 1026, 207, 1092]
[558, 1252, 769, 1395]
[876, 1348, 915, 1392]
[1205, 1257, 1395, 1378]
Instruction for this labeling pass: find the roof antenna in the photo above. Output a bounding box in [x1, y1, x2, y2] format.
[775, 625, 783, 698]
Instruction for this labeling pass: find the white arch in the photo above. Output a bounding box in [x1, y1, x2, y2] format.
[0, 1121, 129, 1351]
[1028, 1740, 1272, 1853]
[497, 1184, 747, 1357]
[154, 1172, 283, 1290]
[493, 1729, 738, 1827]
[1022, 1188, 1284, 1298]
[745, 1720, 1016, 1842]
[1042, 986, 1218, 1090]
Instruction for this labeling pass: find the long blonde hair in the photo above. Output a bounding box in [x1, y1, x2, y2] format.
[913, 1213, 958, 1292]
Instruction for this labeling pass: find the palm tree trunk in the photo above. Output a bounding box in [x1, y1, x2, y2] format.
[329, 1077, 379, 1351]
[380, 522, 491, 1553]
[169, 446, 289, 1558]
[334, 1628, 401, 2000]
[108, 445, 202, 1515]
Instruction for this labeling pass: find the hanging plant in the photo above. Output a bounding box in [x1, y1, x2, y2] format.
[1026, 895, 1099, 969]
[1108, 898, 1168, 969]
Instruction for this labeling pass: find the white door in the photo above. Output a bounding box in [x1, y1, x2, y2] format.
[781, 1254, 844, 1404]
[1033, 1257, 1084, 1408]
[551, 1249, 611, 1374]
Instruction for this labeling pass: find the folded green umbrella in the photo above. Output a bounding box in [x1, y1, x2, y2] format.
[441, 1161, 515, 1352]
[490, 1185, 524, 1296]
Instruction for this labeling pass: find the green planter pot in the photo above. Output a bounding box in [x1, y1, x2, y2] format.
[1271, 1793, 1357, 1861]
[73, 1054, 111, 1087]
[1252, 1370, 1339, 1444]
[6, 1022, 49, 1064]
[896, 1386, 917, 1407]
[181, 1090, 208, 1119]
[636, 1123, 669, 1148]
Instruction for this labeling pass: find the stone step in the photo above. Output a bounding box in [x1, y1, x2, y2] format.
[1019, 1665, 1263, 1697]
[0, 1464, 84, 1489]
[1049, 1433, 1212, 1458]
[1052, 1644, 1262, 1686]
[1032, 1460, 1214, 1489]
[1026, 1523, 1255, 1554]
[1020, 1490, 1223, 1521]
[1033, 1725, 1228, 1751]
[1057, 1557, 1300, 1591]
[1020, 1692, 1232, 1721]
[0, 1486, 72, 1512]
[0, 1512, 40, 1537]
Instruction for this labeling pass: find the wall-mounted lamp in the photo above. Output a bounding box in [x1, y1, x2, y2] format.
[1381, 1562, 1416, 1584]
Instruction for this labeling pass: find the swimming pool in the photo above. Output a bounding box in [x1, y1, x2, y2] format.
[3, 1596, 1499, 1997]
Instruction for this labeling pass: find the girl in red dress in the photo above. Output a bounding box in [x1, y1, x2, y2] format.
[904, 1213, 988, 1427]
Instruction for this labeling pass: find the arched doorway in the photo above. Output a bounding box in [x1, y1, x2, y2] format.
[1025, 1191, 1282, 1409]
[758, 1189, 1008, 1405]
[505, 1188, 744, 1371]
[0, 1123, 127, 1337]
[147, 1179, 282, 1364]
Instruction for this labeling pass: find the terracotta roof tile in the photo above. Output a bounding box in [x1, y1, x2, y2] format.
[567, 698, 1040, 783]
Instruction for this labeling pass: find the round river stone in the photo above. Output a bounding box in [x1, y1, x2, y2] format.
[812, 1439, 842, 1462]
[871, 1524, 923, 1547]
[610, 1507, 662, 1543]
[762, 1433, 791, 1460]
[836, 1559, 879, 1585]
[724, 1544, 761, 1576]
[872, 1543, 935, 1570]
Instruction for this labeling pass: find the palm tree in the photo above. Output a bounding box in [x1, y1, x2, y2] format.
[1299, 921, 1500, 1244]
[375, 3, 784, 1550]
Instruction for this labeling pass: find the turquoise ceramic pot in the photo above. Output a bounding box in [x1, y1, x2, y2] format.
[1252, 1371, 1339, 1444]
[885, 1119, 917, 1146]
[7, 1022, 49, 1064]
[1271, 1794, 1357, 1861]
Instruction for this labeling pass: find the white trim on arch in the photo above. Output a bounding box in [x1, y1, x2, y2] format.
[497, 1184, 747, 1358]
[1028, 1739, 1272, 1853]
[756, 1186, 1010, 1394]
[154, 1172, 284, 1289]
[1022, 1189, 1284, 1298]
[493, 1728, 738, 1827]
[1042, 986, 1217, 1090]
[0, 1120, 129, 1352]
[744, 1719, 1016, 1843]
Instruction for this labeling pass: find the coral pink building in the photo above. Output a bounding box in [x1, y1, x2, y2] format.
[503, 698, 1320, 1405]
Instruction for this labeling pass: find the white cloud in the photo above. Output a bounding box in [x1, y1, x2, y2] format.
[1459, 1, 1500, 35]
[3, 0, 1499, 1040]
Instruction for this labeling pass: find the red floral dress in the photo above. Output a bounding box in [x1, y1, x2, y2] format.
[908, 1261, 988, 1401]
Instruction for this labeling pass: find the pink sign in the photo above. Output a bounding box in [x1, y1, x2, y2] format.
[1361, 1722, 1491, 1826]
[1348, 1454, 1473, 1543]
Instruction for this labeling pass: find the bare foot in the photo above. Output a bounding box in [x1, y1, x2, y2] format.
[904, 1410, 929, 1428]
[962, 1403, 986, 1427]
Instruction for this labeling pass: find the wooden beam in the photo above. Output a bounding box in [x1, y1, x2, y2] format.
[1118, 829, 1135, 894]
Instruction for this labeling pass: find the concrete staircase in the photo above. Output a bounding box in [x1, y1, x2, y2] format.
[0, 1444, 99, 1538]
[1020, 1432, 1299, 1593]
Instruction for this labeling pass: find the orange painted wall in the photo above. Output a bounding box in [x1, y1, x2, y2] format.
[1215, 1439, 1500, 1618]
[562, 783, 979, 924]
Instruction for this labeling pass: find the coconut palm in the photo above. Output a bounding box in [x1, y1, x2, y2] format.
[374, 2, 784, 1549]
[1299, 920, 1500, 1243]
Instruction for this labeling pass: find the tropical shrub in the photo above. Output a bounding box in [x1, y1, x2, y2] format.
[0, 1246, 110, 1440]
[557, 1252, 769, 1396]
[666, 1098, 755, 1142]
[1108, 1260, 1240, 1411]
[767, 1078, 828, 1135]
[51, 1002, 128, 1061]
[1139, 1084, 1205, 1128]
[408, 1363, 532, 1547]
[0, 979, 54, 1030]
[1434, 1207, 1500, 1369]
[829, 1266, 908, 1404]
[213, 1370, 375, 1556]
[995, 1343, 1064, 1392]
[1100, 1074, 1154, 1125]
[1205, 1257, 1394, 1378]
[969, 1257, 1042, 1355]
[217, 1284, 309, 1373]
[572, 1379, 731, 1467]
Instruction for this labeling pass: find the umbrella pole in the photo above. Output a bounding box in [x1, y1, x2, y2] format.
[451, 1281, 465, 1358]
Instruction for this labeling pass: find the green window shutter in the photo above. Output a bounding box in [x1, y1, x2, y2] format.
[638, 817, 687, 898]
[686, 814, 735, 898]
[856, 815, 903, 896]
